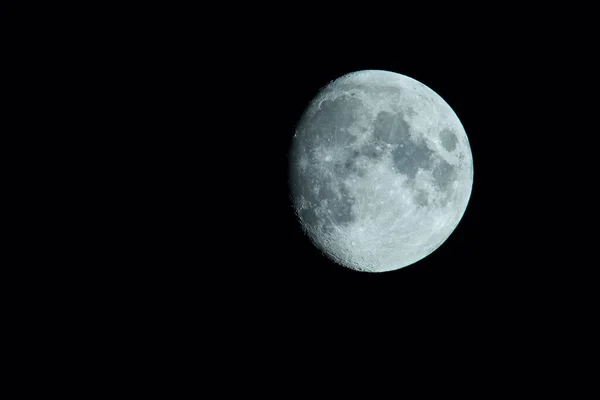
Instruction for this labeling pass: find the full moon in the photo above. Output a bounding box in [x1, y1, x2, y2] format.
[288, 70, 474, 273]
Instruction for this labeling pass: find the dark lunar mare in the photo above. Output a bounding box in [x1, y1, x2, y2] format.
[289, 94, 365, 233]
[289, 90, 460, 234]
[439, 128, 458, 152]
[371, 110, 436, 180]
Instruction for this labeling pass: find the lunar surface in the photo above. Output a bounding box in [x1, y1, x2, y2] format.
[288, 70, 473, 273]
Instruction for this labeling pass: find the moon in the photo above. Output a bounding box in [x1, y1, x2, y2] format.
[288, 70, 474, 273]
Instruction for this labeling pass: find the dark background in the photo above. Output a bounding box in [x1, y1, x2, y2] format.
[203, 19, 541, 298]
[8, 4, 595, 383]
[154, 8, 595, 376]
[117, 6, 594, 340]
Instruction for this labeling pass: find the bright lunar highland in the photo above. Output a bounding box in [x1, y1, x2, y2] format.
[288, 70, 474, 272]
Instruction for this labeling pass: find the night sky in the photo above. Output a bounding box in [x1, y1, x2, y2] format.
[4, 3, 595, 392]
[63, 4, 592, 373]
[142, 7, 588, 325]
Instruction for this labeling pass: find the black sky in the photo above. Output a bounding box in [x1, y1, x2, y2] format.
[56, 4, 593, 366]
[4, 3, 596, 390]
[133, 7, 591, 323]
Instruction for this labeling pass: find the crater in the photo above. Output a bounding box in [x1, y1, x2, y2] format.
[440, 128, 458, 152]
[298, 206, 318, 228]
